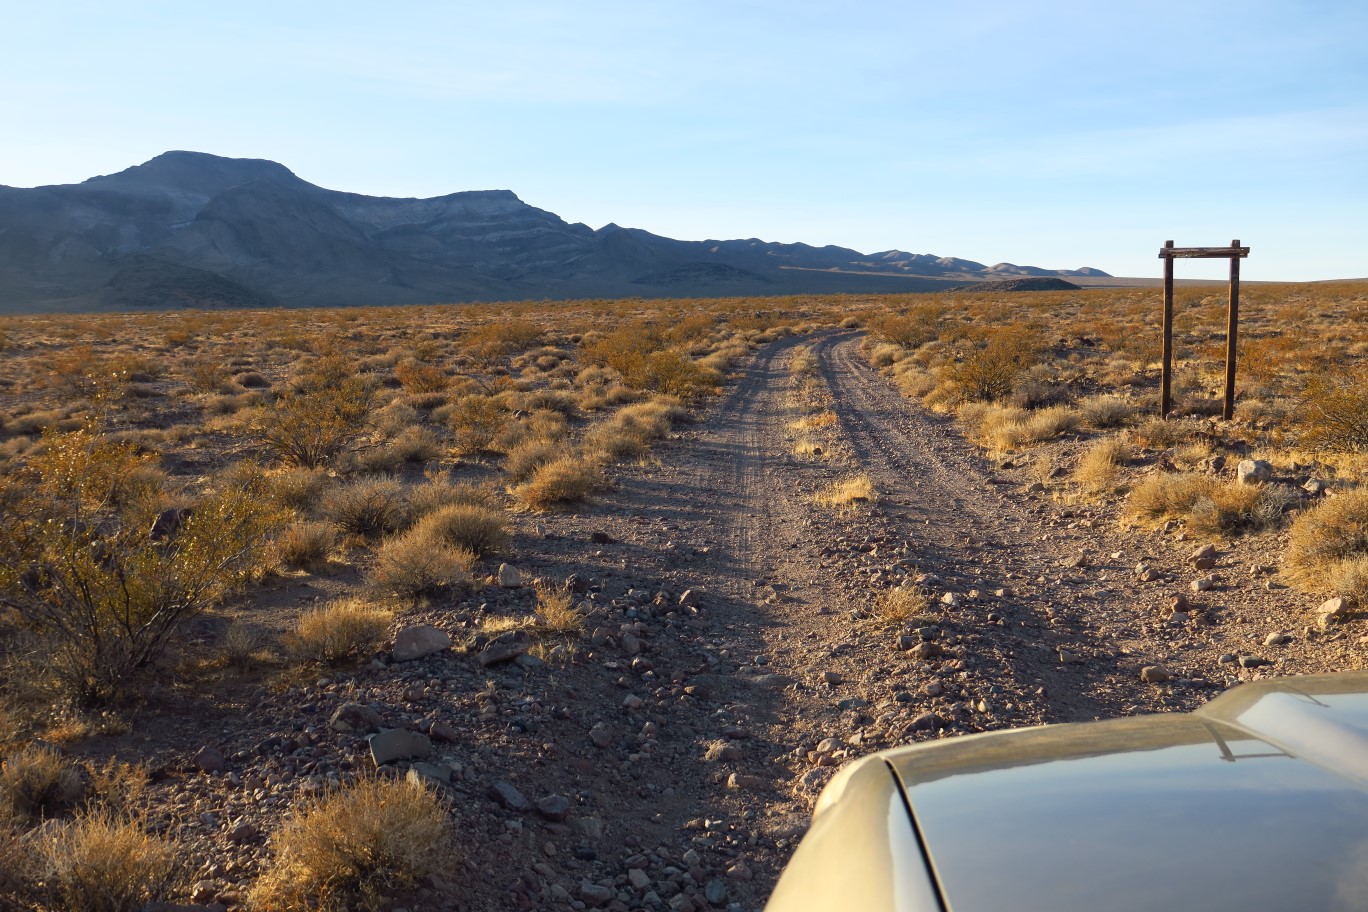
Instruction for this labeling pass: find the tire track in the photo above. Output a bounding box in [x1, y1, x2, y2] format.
[809, 333, 1114, 722]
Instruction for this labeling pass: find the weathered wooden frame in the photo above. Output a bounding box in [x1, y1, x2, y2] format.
[1158, 239, 1251, 420]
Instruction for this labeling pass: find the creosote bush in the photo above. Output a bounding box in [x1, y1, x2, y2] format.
[249, 776, 453, 912]
[946, 325, 1041, 403]
[251, 355, 372, 468]
[1298, 367, 1368, 452]
[0, 431, 279, 704]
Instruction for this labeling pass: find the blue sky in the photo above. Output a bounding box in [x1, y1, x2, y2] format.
[3, 1, 1365, 280]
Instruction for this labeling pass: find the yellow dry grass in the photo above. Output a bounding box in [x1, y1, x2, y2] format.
[249, 777, 452, 912]
[287, 600, 393, 666]
[814, 474, 876, 509]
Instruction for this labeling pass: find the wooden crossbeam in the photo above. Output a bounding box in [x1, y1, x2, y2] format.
[1158, 245, 1250, 259]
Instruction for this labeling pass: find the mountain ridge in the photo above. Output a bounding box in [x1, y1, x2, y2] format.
[0, 151, 1109, 313]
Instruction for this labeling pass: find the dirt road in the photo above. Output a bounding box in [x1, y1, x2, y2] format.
[550, 329, 1192, 906]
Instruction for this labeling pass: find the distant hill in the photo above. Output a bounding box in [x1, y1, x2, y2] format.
[950, 277, 1083, 293]
[0, 151, 1110, 313]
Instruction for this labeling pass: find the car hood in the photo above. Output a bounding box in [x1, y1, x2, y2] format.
[889, 672, 1368, 912]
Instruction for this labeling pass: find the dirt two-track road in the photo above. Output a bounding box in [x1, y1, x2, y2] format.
[508, 329, 1204, 908]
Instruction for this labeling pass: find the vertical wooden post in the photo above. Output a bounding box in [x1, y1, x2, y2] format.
[1161, 240, 1174, 419]
[1223, 238, 1241, 421]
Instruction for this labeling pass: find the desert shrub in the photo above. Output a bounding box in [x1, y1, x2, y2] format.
[975, 405, 1080, 451]
[319, 477, 409, 538]
[790, 411, 837, 432]
[351, 426, 442, 473]
[874, 585, 931, 628]
[1, 745, 84, 822]
[409, 504, 509, 555]
[814, 475, 876, 509]
[1187, 483, 1294, 537]
[867, 342, 905, 368]
[583, 326, 719, 398]
[369, 401, 420, 437]
[273, 521, 337, 571]
[287, 600, 392, 666]
[582, 398, 688, 463]
[217, 620, 264, 670]
[445, 395, 507, 455]
[1073, 436, 1132, 493]
[235, 371, 271, 389]
[578, 382, 640, 412]
[1329, 556, 1368, 604]
[268, 467, 331, 511]
[31, 812, 178, 912]
[511, 457, 605, 511]
[1298, 367, 1368, 452]
[466, 319, 542, 364]
[203, 391, 263, 416]
[251, 358, 372, 468]
[870, 311, 941, 349]
[582, 421, 650, 461]
[249, 777, 452, 912]
[947, 326, 1041, 402]
[0, 443, 279, 705]
[519, 390, 579, 416]
[407, 479, 496, 518]
[1127, 473, 1220, 523]
[1286, 489, 1368, 590]
[504, 438, 563, 483]
[366, 529, 473, 602]
[1078, 393, 1137, 429]
[393, 359, 449, 394]
[184, 358, 232, 393]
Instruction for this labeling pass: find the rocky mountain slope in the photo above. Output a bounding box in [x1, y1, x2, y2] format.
[0, 151, 1108, 312]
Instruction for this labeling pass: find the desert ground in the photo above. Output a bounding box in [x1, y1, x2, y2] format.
[1, 282, 1366, 911]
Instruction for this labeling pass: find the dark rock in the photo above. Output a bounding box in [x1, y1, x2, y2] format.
[368, 729, 433, 766]
[490, 781, 530, 811]
[579, 882, 614, 907]
[536, 794, 573, 821]
[1139, 666, 1171, 684]
[328, 702, 383, 733]
[192, 745, 227, 774]
[430, 720, 461, 743]
[392, 624, 451, 662]
[479, 630, 531, 666]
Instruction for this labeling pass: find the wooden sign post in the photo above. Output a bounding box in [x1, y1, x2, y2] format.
[1157, 239, 1250, 420]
